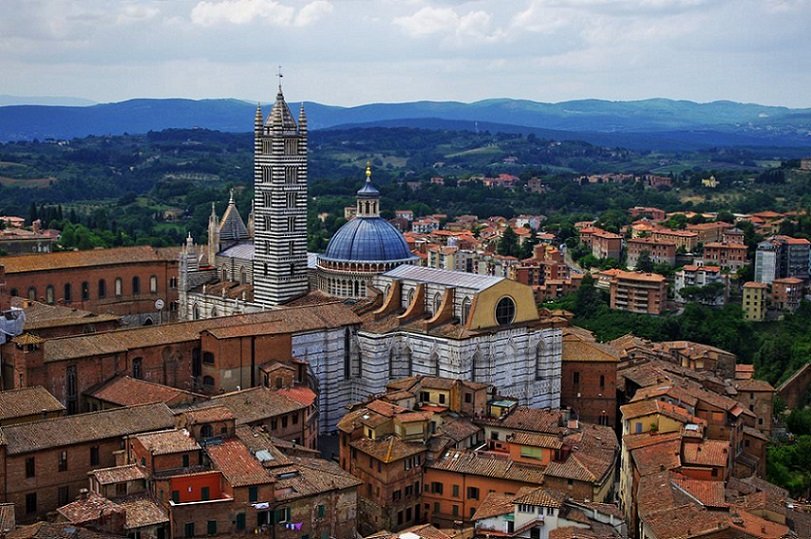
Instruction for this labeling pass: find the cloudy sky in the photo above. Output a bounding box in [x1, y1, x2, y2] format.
[3, 0, 810, 107]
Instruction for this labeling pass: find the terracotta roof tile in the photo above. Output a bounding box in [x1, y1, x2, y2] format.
[87, 376, 205, 408]
[205, 437, 273, 487]
[0, 386, 65, 421]
[476, 406, 565, 435]
[671, 476, 727, 508]
[728, 509, 790, 539]
[512, 486, 566, 508]
[630, 438, 682, 476]
[7, 522, 127, 539]
[276, 386, 317, 407]
[43, 303, 358, 362]
[429, 449, 545, 484]
[509, 432, 563, 449]
[0, 403, 174, 454]
[351, 436, 426, 464]
[115, 495, 169, 529]
[181, 405, 234, 424]
[1, 246, 168, 274]
[133, 429, 200, 456]
[188, 386, 306, 425]
[56, 493, 120, 526]
[470, 492, 516, 521]
[642, 502, 729, 539]
[681, 439, 729, 468]
[11, 298, 120, 330]
[91, 464, 148, 485]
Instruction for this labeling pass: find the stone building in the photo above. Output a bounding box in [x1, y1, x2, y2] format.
[0, 403, 175, 522]
[560, 329, 619, 428]
[0, 246, 179, 326]
[358, 265, 564, 410]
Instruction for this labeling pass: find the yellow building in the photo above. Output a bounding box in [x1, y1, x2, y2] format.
[742, 281, 768, 321]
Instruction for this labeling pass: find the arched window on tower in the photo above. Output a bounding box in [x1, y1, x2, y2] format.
[64, 283, 72, 302]
[45, 285, 54, 305]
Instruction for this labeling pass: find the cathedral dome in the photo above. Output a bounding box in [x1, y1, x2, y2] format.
[322, 217, 415, 263]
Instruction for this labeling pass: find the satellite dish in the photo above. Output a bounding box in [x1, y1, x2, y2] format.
[154, 299, 165, 310]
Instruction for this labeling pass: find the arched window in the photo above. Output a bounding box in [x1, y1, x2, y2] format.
[64, 283, 72, 302]
[406, 288, 415, 308]
[149, 275, 158, 293]
[81, 281, 89, 301]
[354, 280, 360, 297]
[132, 357, 143, 379]
[193, 304, 200, 320]
[431, 352, 441, 377]
[98, 279, 106, 298]
[222, 268, 228, 282]
[45, 285, 54, 304]
[432, 293, 442, 315]
[461, 297, 472, 325]
[27, 287, 36, 301]
[210, 306, 218, 317]
[132, 276, 140, 295]
[495, 296, 516, 325]
[240, 267, 247, 284]
[115, 278, 123, 297]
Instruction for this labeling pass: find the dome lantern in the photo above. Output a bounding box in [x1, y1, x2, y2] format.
[356, 162, 380, 218]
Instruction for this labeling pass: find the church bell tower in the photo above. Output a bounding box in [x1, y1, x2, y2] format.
[252, 79, 309, 306]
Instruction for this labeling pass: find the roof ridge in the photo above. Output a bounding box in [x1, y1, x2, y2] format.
[1, 401, 171, 429]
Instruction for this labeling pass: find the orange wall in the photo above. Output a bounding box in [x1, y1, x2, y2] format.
[169, 472, 223, 502]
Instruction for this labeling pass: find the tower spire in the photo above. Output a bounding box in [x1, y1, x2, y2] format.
[277, 65, 284, 93]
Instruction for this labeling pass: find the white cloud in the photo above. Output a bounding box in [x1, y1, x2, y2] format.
[294, 1, 333, 26]
[393, 5, 505, 44]
[116, 4, 160, 25]
[190, 0, 295, 26]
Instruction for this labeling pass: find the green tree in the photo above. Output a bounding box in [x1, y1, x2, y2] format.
[636, 251, 654, 273]
[497, 226, 520, 257]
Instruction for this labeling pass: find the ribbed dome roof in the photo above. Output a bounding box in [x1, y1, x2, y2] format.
[322, 217, 415, 262]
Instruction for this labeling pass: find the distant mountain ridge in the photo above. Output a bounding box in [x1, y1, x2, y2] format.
[1, 97, 810, 150]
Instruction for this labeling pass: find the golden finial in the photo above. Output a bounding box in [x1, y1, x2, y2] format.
[365, 161, 372, 180]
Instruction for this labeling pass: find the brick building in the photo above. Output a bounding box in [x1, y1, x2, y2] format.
[600, 270, 667, 315]
[701, 242, 748, 272]
[626, 238, 676, 270]
[648, 228, 698, 252]
[560, 329, 618, 428]
[0, 246, 180, 326]
[2, 302, 356, 421]
[686, 222, 734, 244]
[579, 228, 623, 261]
[0, 403, 174, 522]
[0, 386, 65, 426]
[771, 277, 804, 312]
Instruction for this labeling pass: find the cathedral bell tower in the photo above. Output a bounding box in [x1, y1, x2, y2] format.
[252, 81, 309, 306]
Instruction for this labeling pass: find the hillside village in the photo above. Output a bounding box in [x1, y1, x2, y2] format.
[0, 91, 810, 539]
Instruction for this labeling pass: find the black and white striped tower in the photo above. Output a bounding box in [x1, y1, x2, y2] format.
[252, 80, 309, 306]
